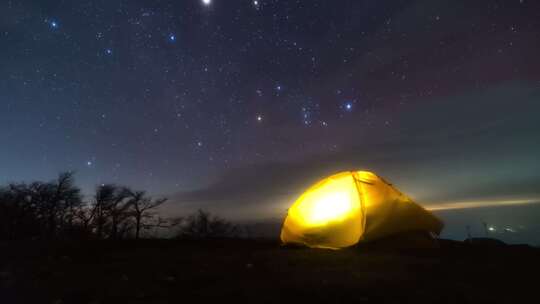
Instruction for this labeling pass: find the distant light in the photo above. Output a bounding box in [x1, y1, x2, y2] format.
[105, 49, 112, 55]
[256, 115, 263, 122]
[202, 0, 212, 6]
[426, 199, 540, 211]
[169, 34, 176, 42]
[344, 102, 353, 111]
[253, 0, 259, 5]
[50, 21, 59, 29]
[488, 226, 496, 232]
[86, 161, 93, 166]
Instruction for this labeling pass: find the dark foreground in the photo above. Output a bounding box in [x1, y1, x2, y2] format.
[1, 239, 539, 303]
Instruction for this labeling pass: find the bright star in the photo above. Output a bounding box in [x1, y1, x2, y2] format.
[169, 34, 176, 42]
[256, 115, 263, 122]
[105, 49, 112, 55]
[202, 0, 212, 6]
[344, 102, 353, 111]
[49, 20, 59, 29]
[86, 161, 93, 166]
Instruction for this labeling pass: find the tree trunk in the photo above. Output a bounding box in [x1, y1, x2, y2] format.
[135, 214, 141, 240]
[111, 216, 117, 239]
[96, 208, 103, 239]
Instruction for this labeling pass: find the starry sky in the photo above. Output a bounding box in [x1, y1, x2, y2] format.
[1, 0, 540, 242]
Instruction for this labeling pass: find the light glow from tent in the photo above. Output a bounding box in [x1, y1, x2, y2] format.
[307, 192, 352, 225]
[289, 175, 360, 227]
[281, 171, 444, 249]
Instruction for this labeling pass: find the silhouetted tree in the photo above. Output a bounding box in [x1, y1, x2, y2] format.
[51, 172, 83, 238]
[176, 209, 237, 239]
[92, 185, 133, 239]
[107, 187, 132, 239]
[93, 184, 115, 239]
[73, 202, 96, 237]
[0, 184, 37, 240]
[0, 172, 83, 240]
[0, 172, 169, 241]
[128, 191, 167, 239]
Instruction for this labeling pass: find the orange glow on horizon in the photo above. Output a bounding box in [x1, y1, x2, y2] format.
[425, 198, 540, 211]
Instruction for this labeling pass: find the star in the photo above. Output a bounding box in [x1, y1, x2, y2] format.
[256, 114, 263, 122]
[48, 20, 59, 29]
[169, 34, 176, 42]
[202, 0, 212, 6]
[343, 101, 353, 112]
[86, 161, 93, 167]
[301, 107, 312, 125]
[105, 49, 112, 55]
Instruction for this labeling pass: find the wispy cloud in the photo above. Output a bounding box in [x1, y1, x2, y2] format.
[169, 83, 540, 219]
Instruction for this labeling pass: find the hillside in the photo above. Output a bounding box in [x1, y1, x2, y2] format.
[1, 239, 538, 303]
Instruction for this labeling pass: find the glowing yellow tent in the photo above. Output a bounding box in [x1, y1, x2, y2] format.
[280, 171, 443, 249]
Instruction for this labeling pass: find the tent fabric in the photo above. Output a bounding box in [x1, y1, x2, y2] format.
[280, 171, 443, 249]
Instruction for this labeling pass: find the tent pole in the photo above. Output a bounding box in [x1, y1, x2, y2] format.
[351, 171, 367, 238]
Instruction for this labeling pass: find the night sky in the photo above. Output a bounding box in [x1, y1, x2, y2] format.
[2, 1, 540, 242]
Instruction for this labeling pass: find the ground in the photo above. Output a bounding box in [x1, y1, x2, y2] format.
[1, 238, 539, 303]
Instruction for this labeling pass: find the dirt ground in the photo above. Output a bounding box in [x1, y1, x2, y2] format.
[1, 238, 539, 303]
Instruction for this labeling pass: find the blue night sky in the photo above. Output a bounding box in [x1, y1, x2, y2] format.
[1, 0, 539, 243]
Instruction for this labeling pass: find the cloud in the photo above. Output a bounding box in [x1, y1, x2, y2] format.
[169, 83, 540, 219]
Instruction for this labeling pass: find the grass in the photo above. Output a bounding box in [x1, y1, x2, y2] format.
[1, 238, 539, 303]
